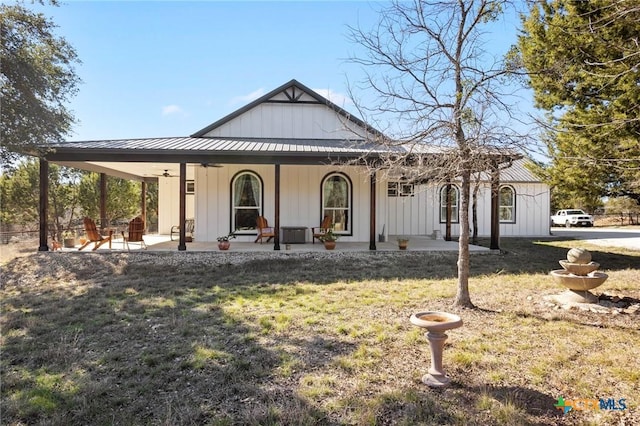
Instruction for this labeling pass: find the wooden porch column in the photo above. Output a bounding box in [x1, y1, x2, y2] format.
[100, 173, 107, 231]
[490, 165, 501, 250]
[369, 170, 376, 250]
[38, 159, 49, 251]
[178, 163, 187, 251]
[273, 164, 281, 250]
[445, 182, 452, 241]
[141, 181, 147, 227]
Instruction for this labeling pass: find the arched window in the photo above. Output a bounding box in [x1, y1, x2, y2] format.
[499, 185, 516, 223]
[439, 185, 459, 223]
[321, 173, 351, 234]
[231, 171, 262, 233]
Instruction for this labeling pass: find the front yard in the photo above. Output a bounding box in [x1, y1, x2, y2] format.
[1, 238, 638, 425]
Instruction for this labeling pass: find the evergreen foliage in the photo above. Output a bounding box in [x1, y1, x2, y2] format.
[0, 1, 80, 164]
[516, 0, 640, 208]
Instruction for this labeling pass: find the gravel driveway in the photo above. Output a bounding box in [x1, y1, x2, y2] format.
[550, 226, 640, 251]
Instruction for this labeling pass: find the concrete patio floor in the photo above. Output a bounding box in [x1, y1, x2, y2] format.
[72, 234, 493, 253]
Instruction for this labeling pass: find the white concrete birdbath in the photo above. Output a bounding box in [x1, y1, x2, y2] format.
[409, 311, 463, 387]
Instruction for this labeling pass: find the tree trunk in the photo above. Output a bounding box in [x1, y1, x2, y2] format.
[454, 168, 474, 308]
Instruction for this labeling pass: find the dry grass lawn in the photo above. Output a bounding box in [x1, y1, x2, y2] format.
[1, 238, 638, 425]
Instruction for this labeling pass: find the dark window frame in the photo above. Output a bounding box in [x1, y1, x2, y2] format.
[320, 172, 353, 236]
[499, 185, 516, 224]
[230, 170, 264, 235]
[439, 185, 460, 224]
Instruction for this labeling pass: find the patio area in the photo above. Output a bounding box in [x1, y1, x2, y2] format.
[65, 234, 493, 253]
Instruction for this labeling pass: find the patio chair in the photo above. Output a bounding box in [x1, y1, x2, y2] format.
[78, 217, 112, 251]
[254, 216, 275, 243]
[121, 216, 147, 251]
[171, 219, 194, 242]
[312, 215, 332, 244]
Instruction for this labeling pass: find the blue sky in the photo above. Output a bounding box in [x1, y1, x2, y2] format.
[34, 1, 530, 142]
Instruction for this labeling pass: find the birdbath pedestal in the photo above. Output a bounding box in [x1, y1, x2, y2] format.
[409, 311, 463, 387]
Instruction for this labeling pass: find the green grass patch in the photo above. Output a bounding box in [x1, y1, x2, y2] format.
[1, 240, 639, 425]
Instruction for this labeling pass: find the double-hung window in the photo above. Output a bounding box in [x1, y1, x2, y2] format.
[321, 173, 351, 233]
[499, 186, 516, 223]
[232, 171, 262, 233]
[439, 185, 459, 223]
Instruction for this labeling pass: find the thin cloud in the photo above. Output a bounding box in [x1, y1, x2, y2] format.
[313, 88, 352, 107]
[161, 105, 185, 116]
[230, 88, 266, 105]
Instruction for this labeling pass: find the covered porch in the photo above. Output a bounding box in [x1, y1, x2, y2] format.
[59, 233, 493, 253]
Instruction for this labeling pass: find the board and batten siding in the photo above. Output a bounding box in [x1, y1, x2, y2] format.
[158, 176, 195, 235]
[385, 181, 550, 238]
[160, 171, 549, 242]
[202, 101, 367, 140]
[188, 164, 385, 243]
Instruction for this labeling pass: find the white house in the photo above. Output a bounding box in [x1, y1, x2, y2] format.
[37, 79, 550, 250]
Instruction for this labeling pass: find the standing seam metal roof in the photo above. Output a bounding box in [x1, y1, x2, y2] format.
[50, 137, 387, 154]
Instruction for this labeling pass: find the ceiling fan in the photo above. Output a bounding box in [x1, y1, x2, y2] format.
[153, 169, 177, 178]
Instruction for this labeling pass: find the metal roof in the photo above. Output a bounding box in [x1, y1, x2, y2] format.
[49, 136, 389, 153]
[476, 158, 541, 183]
[499, 159, 541, 182]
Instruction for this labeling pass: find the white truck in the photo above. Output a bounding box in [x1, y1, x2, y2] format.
[550, 209, 594, 227]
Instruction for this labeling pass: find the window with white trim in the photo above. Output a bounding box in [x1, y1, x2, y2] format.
[232, 171, 262, 233]
[388, 182, 414, 197]
[322, 173, 351, 233]
[499, 185, 516, 223]
[439, 185, 459, 223]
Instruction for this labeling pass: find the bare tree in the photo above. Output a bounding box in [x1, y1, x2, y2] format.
[347, 0, 531, 307]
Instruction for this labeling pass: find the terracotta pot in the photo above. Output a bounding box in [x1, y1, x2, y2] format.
[218, 241, 230, 250]
[323, 241, 336, 250]
[398, 241, 408, 250]
[63, 238, 76, 248]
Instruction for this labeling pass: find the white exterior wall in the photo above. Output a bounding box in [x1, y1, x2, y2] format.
[203, 101, 368, 139]
[184, 164, 384, 243]
[158, 85, 551, 241]
[385, 181, 551, 238]
[158, 176, 195, 235]
[159, 170, 550, 241]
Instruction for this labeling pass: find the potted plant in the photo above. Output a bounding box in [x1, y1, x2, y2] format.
[318, 229, 339, 250]
[62, 230, 76, 248]
[217, 233, 235, 250]
[397, 237, 410, 250]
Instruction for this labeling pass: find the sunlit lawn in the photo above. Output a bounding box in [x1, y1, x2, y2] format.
[1, 238, 638, 425]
